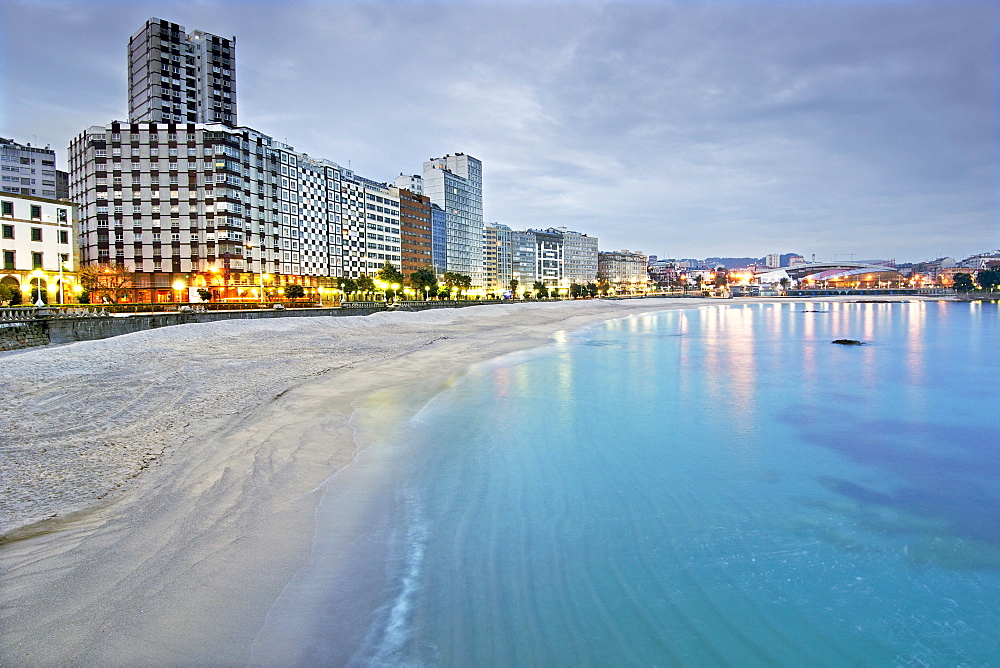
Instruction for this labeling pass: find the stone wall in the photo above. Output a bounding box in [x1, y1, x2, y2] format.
[1, 301, 494, 351]
[0, 323, 50, 351]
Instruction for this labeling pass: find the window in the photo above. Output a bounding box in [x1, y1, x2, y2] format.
[58, 208, 67, 223]
[32, 252, 43, 269]
[3, 250, 13, 270]
[30, 227, 42, 242]
[1, 201, 11, 216]
[1, 224, 12, 239]
[30, 205, 41, 220]
[59, 230, 69, 244]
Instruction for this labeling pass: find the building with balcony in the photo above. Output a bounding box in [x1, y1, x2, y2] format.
[128, 18, 237, 126]
[598, 249, 649, 293]
[483, 222, 512, 294]
[1, 138, 67, 200]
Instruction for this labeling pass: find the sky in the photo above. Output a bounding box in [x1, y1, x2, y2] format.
[1, 0, 996, 263]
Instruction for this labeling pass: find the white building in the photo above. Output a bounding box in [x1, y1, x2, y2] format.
[393, 174, 423, 196]
[422, 153, 483, 286]
[598, 249, 649, 292]
[0, 193, 78, 303]
[483, 223, 512, 293]
[765, 253, 781, 269]
[128, 18, 237, 126]
[550, 227, 598, 285]
[1, 138, 66, 200]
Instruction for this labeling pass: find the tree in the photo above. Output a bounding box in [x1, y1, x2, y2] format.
[586, 282, 599, 298]
[356, 275, 376, 298]
[952, 273, 975, 292]
[0, 283, 20, 305]
[78, 263, 134, 303]
[456, 273, 472, 298]
[779, 277, 791, 291]
[508, 278, 519, 296]
[285, 284, 305, 299]
[977, 268, 1000, 292]
[714, 271, 729, 287]
[196, 288, 212, 302]
[570, 283, 584, 299]
[337, 277, 358, 299]
[376, 260, 404, 286]
[532, 281, 549, 299]
[409, 266, 438, 298]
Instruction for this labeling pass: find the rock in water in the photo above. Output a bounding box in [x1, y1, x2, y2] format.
[832, 339, 865, 345]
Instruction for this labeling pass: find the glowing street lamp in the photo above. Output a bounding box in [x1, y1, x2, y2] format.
[172, 279, 186, 302]
[30, 269, 45, 306]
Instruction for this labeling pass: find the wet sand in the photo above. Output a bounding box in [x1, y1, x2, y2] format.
[0, 296, 937, 664]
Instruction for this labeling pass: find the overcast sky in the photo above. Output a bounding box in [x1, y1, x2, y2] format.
[2, 0, 996, 262]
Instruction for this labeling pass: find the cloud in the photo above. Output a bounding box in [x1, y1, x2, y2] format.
[1, 0, 996, 261]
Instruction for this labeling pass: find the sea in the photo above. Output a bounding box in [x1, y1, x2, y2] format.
[253, 300, 999, 666]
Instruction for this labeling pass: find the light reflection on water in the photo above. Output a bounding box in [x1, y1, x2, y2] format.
[350, 301, 998, 666]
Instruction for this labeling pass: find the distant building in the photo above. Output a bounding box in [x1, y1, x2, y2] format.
[765, 253, 781, 269]
[599, 249, 649, 292]
[393, 174, 423, 196]
[647, 258, 679, 287]
[128, 18, 237, 126]
[787, 254, 805, 266]
[1, 138, 66, 200]
[422, 153, 483, 286]
[0, 192, 78, 302]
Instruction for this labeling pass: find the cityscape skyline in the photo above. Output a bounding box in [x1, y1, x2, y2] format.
[1, 0, 996, 263]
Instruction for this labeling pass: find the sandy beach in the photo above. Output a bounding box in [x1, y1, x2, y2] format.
[0, 296, 939, 664]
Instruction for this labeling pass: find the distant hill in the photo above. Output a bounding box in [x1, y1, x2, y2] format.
[703, 253, 804, 269]
[704, 257, 762, 269]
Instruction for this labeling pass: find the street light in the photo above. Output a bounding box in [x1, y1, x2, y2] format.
[30, 269, 45, 306]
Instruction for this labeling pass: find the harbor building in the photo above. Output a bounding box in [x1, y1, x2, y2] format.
[128, 18, 237, 126]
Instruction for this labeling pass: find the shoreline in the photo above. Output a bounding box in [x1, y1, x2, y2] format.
[0, 295, 945, 664]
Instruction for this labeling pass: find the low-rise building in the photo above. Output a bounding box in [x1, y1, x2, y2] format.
[0, 193, 78, 303]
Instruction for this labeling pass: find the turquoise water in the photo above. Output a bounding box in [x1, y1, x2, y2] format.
[261, 301, 1000, 665]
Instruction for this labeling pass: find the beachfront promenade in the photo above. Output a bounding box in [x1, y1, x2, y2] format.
[0, 288, 954, 352]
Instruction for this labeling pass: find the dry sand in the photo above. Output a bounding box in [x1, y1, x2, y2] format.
[0, 296, 937, 664]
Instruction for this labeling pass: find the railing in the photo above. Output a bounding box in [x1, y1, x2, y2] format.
[0, 306, 111, 323]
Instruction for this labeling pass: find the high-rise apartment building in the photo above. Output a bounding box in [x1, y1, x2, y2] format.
[511, 230, 537, 290]
[422, 153, 483, 286]
[599, 250, 649, 292]
[394, 187, 432, 281]
[556, 227, 599, 285]
[128, 18, 237, 127]
[1, 138, 67, 199]
[68, 120, 379, 301]
[532, 229, 565, 289]
[483, 223, 512, 293]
